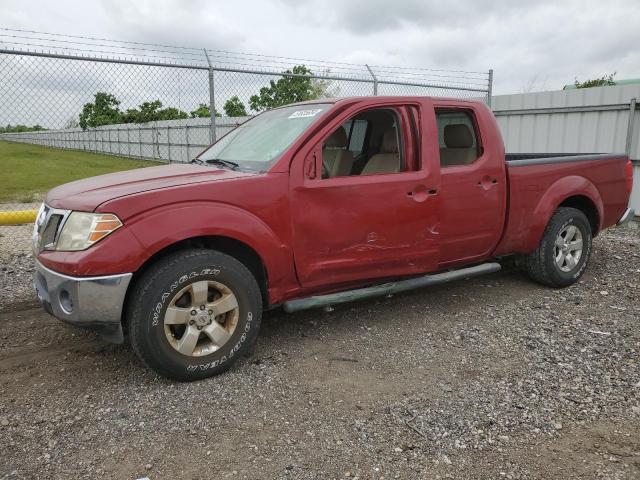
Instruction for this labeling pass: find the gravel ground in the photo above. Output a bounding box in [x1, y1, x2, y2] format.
[0, 225, 32, 257]
[0, 225, 639, 479]
[0, 252, 34, 310]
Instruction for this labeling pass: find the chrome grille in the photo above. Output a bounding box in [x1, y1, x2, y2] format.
[41, 214, 62, 248]
[32, 204, 69, 253]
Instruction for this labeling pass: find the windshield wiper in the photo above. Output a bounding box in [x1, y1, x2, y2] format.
[205, 159, 240, 170]
[191, 158, 206, 165]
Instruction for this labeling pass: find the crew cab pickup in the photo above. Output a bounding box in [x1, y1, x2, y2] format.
[33, 96, 635, 380]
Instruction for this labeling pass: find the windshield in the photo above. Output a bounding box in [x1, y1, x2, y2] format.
[197, 103, 331, 171]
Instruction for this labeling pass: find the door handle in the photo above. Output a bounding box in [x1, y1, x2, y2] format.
[477, 176, 498, 190]
[407, 186, 437, 202]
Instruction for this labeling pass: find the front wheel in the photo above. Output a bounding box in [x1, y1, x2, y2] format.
[525, 207, 592, 288]
[127, 249, 262, 381]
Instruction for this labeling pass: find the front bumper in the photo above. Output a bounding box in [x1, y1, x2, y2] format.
[617, 208, 635, 226]
[34, 261, 132, 343]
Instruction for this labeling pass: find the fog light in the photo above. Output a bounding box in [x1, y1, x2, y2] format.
[59, 289, 73, 314]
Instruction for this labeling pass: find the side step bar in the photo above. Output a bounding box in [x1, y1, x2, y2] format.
[283, 262, 501, 313]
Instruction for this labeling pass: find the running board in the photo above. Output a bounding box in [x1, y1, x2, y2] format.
[283, 262, 502, 313]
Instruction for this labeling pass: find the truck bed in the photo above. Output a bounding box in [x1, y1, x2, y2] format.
[506, 152, 615, 164]
[494, 152, 631, 256]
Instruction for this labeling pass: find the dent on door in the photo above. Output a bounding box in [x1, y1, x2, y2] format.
[290, 175, 440, 287]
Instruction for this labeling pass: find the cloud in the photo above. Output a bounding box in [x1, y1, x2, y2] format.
[96, 0, 244, 50]
[278, 0, 550, 34]
[0, 0, 639, 106]
[274, 0, 639, 92]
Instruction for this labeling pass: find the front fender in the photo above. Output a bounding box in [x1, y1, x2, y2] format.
[126, 202, 297, 301]
[527, 176, 603, 250]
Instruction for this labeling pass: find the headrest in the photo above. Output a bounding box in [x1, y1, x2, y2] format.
[444, 124, 473, 148]
[325, 126, 348, 148]
[381, 128, 399, 153]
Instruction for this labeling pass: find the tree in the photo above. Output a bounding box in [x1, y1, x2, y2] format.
[190, 103, 210, 118]
[190, 103, 221, 118]
[574, 72, 616, 89]
[0, 124, 46, 133]
[79, 93, 193, 129]
[249, 65, 320, 112]
[79, 92, 121, 130]
[223, 96, 248, 117]
[157, 107, 188, 121]
[122, 100, 188, 123]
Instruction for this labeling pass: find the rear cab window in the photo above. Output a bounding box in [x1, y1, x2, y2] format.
[435, 110, 481, 167]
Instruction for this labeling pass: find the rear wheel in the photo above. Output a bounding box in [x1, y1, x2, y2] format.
[525, 207, 592, 287]
[127, 249, 262, 381]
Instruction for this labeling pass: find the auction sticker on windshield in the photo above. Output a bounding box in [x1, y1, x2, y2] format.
[288, 109, 323, 119]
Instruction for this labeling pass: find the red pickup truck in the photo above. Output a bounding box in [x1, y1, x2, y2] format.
[33, 96, 634, 380]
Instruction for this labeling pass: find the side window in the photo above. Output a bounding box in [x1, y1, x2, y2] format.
[436, 110, 480, 167]
[321, 109, 405, 178]
[347, 119, 368, 154]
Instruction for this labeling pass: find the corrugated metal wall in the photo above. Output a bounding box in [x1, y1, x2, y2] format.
[492, 85, 639, 214]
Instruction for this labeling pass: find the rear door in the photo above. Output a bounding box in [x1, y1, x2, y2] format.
[434, 102, 506, 266]
[289, 99, 441, 289]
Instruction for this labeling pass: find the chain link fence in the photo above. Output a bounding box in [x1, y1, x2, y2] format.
[0, 51, 490, 161]
[0, 30, 491, 255]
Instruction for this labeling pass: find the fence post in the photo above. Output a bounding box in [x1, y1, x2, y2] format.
[167, 125, 171, 162]
[185, 123, 190, 162]
[487, 69, 494, 107]
[127, 127, 131, 157]
[625, 98, 637, 157]
[153, 124, 159, 159]
[365, 64, 378, 95]
[203, 49, 217, 143]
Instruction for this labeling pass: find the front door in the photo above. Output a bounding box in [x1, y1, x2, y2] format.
[289, 104, 440, 289]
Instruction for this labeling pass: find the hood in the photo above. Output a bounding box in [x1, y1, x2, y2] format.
[46, 163, 253, 211]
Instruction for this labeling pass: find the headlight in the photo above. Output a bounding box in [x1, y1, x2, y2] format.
[55, 212, 122, 251]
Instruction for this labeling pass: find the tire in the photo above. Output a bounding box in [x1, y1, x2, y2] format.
[525, 207, 592, 288]
[127, 249, 262, 381]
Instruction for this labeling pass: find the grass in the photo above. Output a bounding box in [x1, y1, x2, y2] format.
[0, 141, 160, 203]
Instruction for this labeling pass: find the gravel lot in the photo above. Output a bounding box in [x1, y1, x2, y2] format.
[0, 225, 32, 257]
[1, 225, 639, 479]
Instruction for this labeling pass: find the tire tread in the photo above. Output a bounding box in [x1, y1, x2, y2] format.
[525, 207, 591, 288]
[126, 248, 262, 380]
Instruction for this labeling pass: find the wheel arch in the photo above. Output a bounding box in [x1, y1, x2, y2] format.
[527, 176, 604, 250]
[122, 234, 272, 335]
[128, 235, 269, 304]
[558, 195, 600, 235]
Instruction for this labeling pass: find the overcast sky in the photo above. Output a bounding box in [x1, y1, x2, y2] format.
[3, 0, 640, 95]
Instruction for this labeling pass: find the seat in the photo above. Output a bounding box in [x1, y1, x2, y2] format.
[361, 128, 400, 174]
[323, 127, 353, 177]
[440, 124, 477, 166]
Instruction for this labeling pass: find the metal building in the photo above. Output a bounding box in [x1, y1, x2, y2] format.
[492, 84, 639, 215]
